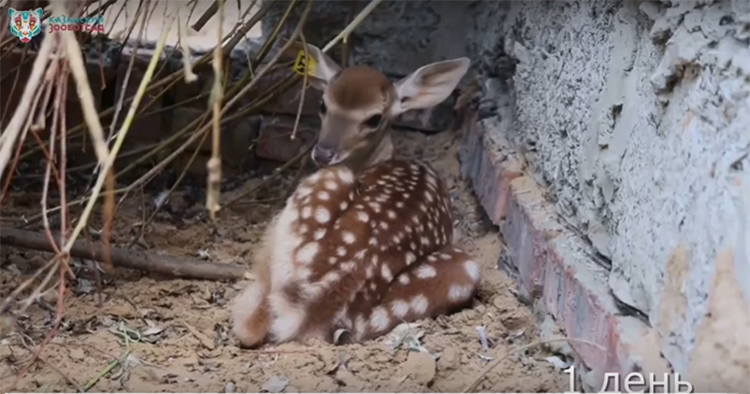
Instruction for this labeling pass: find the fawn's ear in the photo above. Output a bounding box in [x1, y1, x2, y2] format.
[279, 37, 341, 91]
[390, 57, 471, 116]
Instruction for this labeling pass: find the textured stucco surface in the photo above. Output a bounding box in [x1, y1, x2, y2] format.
[495, 0, 750, 381]
[261, 0, 750, 386]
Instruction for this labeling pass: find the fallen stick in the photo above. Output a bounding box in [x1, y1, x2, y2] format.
[0, 227, 247, 281]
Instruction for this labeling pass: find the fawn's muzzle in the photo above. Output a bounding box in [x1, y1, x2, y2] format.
[311, 145, 336, 166]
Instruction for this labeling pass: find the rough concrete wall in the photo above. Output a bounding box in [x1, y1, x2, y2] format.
[260, 0, 477, 78]
[488, 0, 749, 388]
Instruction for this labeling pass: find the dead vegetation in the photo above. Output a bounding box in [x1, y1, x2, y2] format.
[0, 0, 570, 391]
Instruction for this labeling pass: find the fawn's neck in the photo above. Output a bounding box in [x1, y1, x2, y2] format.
[342, 126, 394, 174]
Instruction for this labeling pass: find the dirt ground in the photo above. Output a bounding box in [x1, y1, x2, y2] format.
[0, 128, 569, 392]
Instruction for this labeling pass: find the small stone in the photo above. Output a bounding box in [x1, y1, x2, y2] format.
[0, 343, 12, 359]
[401, 351, 436, 385]
[261, 375, 289, 393]
[334, 368, 365, 391]
[181, 352, 200, 366]
[437, 347, 461, 371]
[69, 348, 86, 361]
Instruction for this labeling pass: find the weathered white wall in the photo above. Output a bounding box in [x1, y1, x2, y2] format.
[493, 0, 750, 389]
[260, 0, 750, 389]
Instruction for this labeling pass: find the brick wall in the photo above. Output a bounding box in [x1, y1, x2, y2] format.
[458, 112, 671, 391]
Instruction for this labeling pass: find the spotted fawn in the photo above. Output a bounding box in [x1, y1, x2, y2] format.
[231, 40, 480, 348]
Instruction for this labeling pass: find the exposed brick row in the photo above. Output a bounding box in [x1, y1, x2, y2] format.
[458, 111, 670, 390]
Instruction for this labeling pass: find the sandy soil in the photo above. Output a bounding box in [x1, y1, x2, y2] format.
[0, 129, 568, 392]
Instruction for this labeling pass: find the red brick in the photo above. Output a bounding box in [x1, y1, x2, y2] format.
[171, 107, 261, 173]
[256, 115, 318, 163]
[257, 68, 322, 117]
[171, 62, 213, 109]
[458, 117, 523, 225]
[503, 176, 563, 298]
[112, 54, 165, 145]
[543, 235, 619, 373]
[459, 113, 669, 392]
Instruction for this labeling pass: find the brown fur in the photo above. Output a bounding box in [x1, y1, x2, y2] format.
[327, 66, 394, 111]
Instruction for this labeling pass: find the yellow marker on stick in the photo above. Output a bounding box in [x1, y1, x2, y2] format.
[293, 49, 317, 76]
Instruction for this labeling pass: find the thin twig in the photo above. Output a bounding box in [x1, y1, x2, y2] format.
[61, 13, 175, 255]
[0, 31, 55, 183]
[0, 227, 249, 281]
[82, 349, 131, 391]
[462, 338, 607, 393]
[206, 0, 225, 220]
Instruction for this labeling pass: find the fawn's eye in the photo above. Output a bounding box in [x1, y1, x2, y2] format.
[319, 100, 327, 115]
[363, 114, 383, 129]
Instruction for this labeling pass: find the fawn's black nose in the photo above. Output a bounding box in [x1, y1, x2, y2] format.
[312, 145, 335, 166]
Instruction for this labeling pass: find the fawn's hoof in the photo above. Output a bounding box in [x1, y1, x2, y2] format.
[333, 329, 353, 345]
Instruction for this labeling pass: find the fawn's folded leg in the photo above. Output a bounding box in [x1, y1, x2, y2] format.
[231, 280, 272, 349]
[351, 244, 482, 342]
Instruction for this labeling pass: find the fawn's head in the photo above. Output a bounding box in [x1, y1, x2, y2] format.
[291, 42, 470, 173]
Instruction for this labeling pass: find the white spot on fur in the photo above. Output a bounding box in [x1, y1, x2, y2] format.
[368, 202, 381, 213]
[391, 300, 409, 319]
[324, 180, 338, 191]
[321, 270, 342, 285]
[448, 284, 474, 302]
[355, 315, 367, 337]
[296, 242, 319, 264]
[381, 264, 393, 282]
[340, 201, 348, 211]
[357, 211, 369, 222]
[440, 253, 452, 260]
[268, 293, 305, 342]
[302, 206, 312, 219]
[337, 247, 347, 257]
[386, 210, 396, 219]
[314, 228, 327, 240]
[464, 260, 481, 282]
[340, 261, 355, 271]
[398, 274, 410, 285]
[342, 231, 356, 244]
[410, 294, 429, 315]
[369, 306, 390, 332]
[296, 186, 313, 198]
[337, 168, 354, 184]
[415, 264, 437, 279]
[315, 206, 331, 224]
[307, 172, 322, 183]
[317, 191, 330, 200]
[405, 252, 416, 265]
